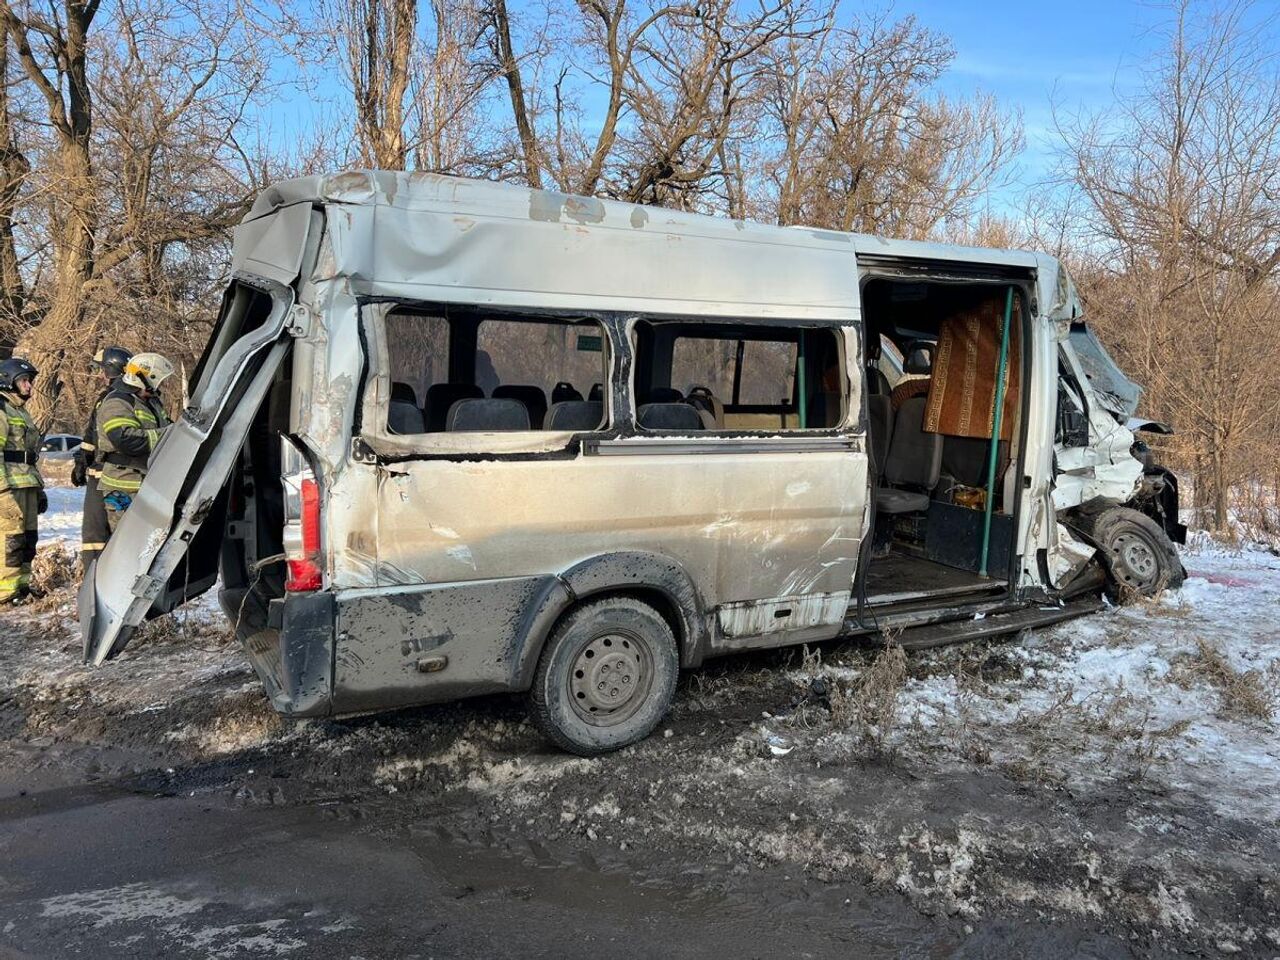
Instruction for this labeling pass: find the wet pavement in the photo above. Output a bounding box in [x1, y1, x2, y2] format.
[0, 767, 1160, 959]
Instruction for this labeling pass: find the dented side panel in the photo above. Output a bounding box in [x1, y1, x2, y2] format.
[332, 576, 555, 713]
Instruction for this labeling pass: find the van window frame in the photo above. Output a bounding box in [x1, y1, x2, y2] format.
[628, 316, 854, 438]
[356, 299, 617, 460]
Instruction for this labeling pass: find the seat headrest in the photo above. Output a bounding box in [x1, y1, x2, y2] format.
[391, 381, 418, 405]
[644, 386, 684, 404]
[424, 382, 484, 431]
[904, 341, 934, 375]
[551, 381, 583, 404]
[546, 400, 603, 431]
[637, 402, 704, 431]
[445, 397, 531, 431]
[492, 384, 548, 428]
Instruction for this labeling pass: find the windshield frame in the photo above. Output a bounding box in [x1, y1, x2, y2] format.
[1066, 323, 1142, 418]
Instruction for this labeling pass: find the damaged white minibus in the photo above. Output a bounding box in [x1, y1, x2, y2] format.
[80, 171, 1186, 755]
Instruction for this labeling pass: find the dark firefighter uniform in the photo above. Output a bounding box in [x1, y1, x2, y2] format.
[95, 385, 169, 531]
[74, 346, 131, 571]
[76, 382, 114, 569]
[0, 359, 46, 603]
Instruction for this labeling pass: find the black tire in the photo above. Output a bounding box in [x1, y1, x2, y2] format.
[529, 596, 679, 756]
[1091, 506, 1186, 599]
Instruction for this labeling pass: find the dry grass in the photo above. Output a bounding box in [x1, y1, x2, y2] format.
[30, 541, 78, 598]
[829, 639, 907, 757]
[1183, 637, 1276, 721]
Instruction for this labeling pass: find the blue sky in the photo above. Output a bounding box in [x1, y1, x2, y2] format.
[889, 0, 1170, 211]
[269, 1, 1250, 216]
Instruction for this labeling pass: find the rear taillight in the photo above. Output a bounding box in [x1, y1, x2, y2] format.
[286, 476, 323, 592]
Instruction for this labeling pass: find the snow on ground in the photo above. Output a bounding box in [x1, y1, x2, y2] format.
[8, 483, 1280, 952]
[780, 535, 1280, 825]
[39, 484, 84, 547]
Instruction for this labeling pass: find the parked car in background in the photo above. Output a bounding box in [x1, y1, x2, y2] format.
[40, 433, 82, 460]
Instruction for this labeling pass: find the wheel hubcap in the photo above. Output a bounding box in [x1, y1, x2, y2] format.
[569, 633, 651, 726]
[1115, 532, 1158, 584]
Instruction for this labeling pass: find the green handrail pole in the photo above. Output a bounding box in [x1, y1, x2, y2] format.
[979, 286, 1014, 577]
[797, 329, 808, 429]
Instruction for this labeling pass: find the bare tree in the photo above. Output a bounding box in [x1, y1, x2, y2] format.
[2, 0, 284, 428]
[335, 0, 417, 169]
[756, 10, 1021, 235]
[0, 0, 101, 424]
[0, 36, 30, 355]
[1055, 0, 1280, 531]
[488, 0, 540, 186]
[411, 0, 506, 175]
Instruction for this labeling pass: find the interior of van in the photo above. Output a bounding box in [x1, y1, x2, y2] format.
[369, 286, 1028, 618]
[858, 277, 1026, 611]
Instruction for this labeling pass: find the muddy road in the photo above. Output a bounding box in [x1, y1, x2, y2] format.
[1, 531, 1278, 957]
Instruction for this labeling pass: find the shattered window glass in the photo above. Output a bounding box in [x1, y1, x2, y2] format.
[1068, 324, 1141, 417]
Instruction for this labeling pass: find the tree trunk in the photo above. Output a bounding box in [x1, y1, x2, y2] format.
[492, 0, 541, 189]
[1211, 438, 1229, 534]
[17, 0, 98, 431]
[0, 39, 28, 356]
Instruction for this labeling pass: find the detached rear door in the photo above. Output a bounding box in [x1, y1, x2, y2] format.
[80, 201, 318, 665]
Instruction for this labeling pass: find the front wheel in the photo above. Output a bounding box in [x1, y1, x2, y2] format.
[529, 596, 679, 756]
[1092, 506, 1186, 599]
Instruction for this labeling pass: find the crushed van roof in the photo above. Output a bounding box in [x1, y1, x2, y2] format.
[238, 170, 1056, 321]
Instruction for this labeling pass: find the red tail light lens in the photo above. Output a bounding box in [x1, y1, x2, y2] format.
[286, 477, 322, 592]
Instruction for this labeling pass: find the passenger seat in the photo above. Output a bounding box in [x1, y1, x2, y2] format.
[389, 381, 426, 435]
[425, 383, 484, 432]
[942, 435, 1008, 488]
[493, 384, 549, 429]
[637, 403, 704, 431]
[546, 400, 603, 431]
[552, 381, 583, 404]
[445, 398, 530, 431]
[875, 397, 942, 514]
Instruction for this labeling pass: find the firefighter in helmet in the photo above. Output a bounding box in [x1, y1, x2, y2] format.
[73, 346, 132, 571]
[0, 357, 46, 604]
[95, 352, 175, 531]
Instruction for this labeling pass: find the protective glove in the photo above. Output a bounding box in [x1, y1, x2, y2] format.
[37, 489, 48, 514]
[70, 449, 87, 486]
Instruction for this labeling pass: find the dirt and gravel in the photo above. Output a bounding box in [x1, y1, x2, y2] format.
[1, 492, 1279, 958]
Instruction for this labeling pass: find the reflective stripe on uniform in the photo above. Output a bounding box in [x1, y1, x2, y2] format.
[102, 416, 141, 432]
[99, 475, 141, 492]
[80, 441, 96, 452]
[82, 541, 108, 550]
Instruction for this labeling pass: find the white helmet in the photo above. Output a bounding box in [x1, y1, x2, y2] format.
[123, 352, 176, 391]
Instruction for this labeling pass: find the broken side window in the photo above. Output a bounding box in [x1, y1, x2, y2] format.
[381, 308, 608, 434]
[475, 317, 609, 429]
[635, 321, 845, 432]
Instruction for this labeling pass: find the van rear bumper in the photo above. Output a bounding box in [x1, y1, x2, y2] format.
[237, 592, 336, 718]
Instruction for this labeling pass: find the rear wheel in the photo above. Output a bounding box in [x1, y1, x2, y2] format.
[529, 596, 679, 756]
[1092, 506, 1185, 599]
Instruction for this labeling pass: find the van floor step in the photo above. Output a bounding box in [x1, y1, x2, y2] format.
[894, 596, 1105, 651]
